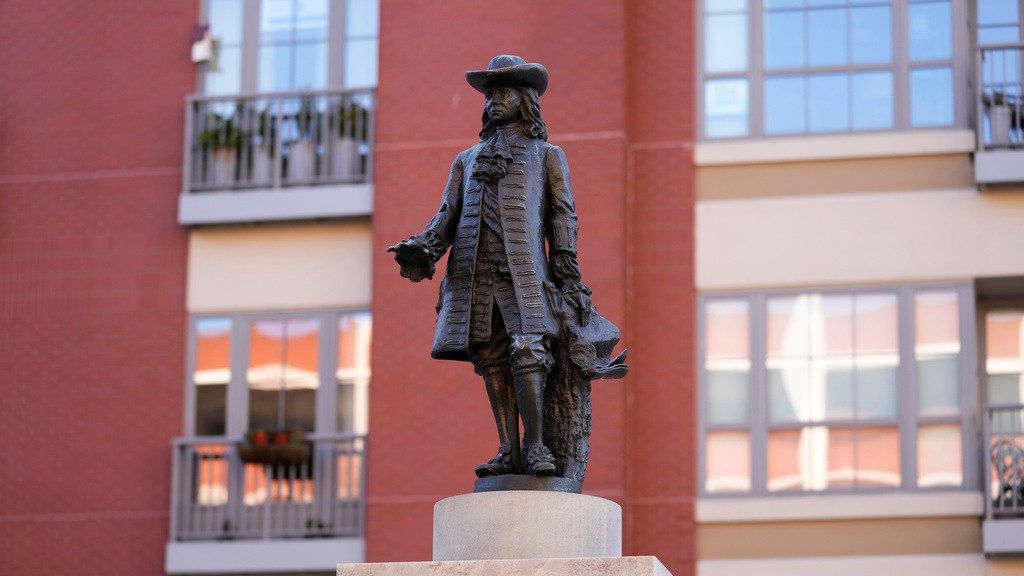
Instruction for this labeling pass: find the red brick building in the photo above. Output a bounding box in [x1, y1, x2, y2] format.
[0, 1, 696, 575]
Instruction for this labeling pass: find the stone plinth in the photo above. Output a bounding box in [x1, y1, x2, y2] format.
[433, 491, 621, 561]
[338, 556, 672, 575]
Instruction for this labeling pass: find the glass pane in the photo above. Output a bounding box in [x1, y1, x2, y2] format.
[819, 356, 854, 420]
[822, 294, 854, 355]
[909, 2, 952, 61]
[910, 67, 954, 126]
[705, 79, 749, 137]
[283, 318, 319, 392]
[764, 11, 806, 69]
[261, 0, 295, 43]
[249, 320, 285, 430]
[857, 426, 901, 487]
[706, 431, 751, 493]
[346, 0, 380, 37]
[344, 39, 379, 88]
[338, 312, 373, 376]
[708, 362, 751, 424]
[209, 0, 244, 45]
[765, 0, 803, 8]
[808, 73, 849, 133]
[195, 318, 231, 436]
[768, 426, 855, 491]
[337, 382, 355, 432]
[294, 41, 328, 89]
[855, 293, 898, 354]
[259, 44, 295, 92]
[978, 0, 1019, 25]
[979, 26, 1022, 45]
[916, 291, 961, 417]
[851, 71, 893, 129]
[808, 9, 848, 66]
[206, 46, 242, 96]
[765, 76, 807, 135]
[769, 357, 809, 422]
[768, 296, 809, 357]
[294, 0, 329, 41]
[917, 424, 963, 487]
[705, 14, 749, 73]
[986, 311, 1024, 404]
[851, 6, 892, 64]
[706, 299, 750, 359]
[856, 355, 898, 419]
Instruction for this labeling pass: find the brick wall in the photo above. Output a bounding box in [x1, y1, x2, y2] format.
[0, 2, 193, 574]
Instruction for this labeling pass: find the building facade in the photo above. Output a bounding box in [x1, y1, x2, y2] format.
[2, 0, 1023, 576]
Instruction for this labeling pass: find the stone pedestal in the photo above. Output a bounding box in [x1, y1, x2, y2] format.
[338, 556, 672, 575]
[433, 491, 621, 561]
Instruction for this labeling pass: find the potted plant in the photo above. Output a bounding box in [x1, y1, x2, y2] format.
[986, 91, 1017, 148]
[238, 428, 310, 467]
[330, 100, 370, 181]
[287, 96, 320, 183]
[197, 113, 245, 187]
[250, 107, 277, 184]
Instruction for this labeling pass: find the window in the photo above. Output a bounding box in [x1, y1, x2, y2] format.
[977, 0, 1022, 45]
[202, 0, 379, 95]
[186, 310, 371, 437]
[700, 0, 963, 138]
[699, 285, 974, 496]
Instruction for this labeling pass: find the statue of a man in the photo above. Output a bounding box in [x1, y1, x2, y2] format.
[389, 55, 598, 479]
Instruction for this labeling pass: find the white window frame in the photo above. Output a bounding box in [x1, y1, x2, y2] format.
[183, 308, 371, 439]
[696, 0, 971, 139]
[697, 283, 980, 497]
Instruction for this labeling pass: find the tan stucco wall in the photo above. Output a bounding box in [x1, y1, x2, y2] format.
[697, 189, 1024, 290]
[187, 220, 372, 312]
[699, 517, 981, 559]
[699, 554, 1024, 576]
[697, 154, 974, 200]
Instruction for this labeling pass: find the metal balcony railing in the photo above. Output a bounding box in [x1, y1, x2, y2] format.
[169, 433, 366, 541]
[985, 405, 1024, 519]
[183, 89, 374, 193]
[976, 43, 1024, 151]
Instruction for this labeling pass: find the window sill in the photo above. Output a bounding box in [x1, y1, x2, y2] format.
[694, 129, 975, 167]
[696, 491, 983, 524]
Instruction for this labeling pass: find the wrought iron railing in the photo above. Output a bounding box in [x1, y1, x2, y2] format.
[976, 43, 1024, 151]
[169, 433, 366, 541]
[985, 405, 1024, 519]
[183, 88, 374, 193]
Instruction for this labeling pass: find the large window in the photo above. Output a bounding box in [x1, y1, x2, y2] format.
[202, 0, 379, 95]
[700, 285, 975, 496]
[186, 310, 372, 437]
[700, 0, 963, 138]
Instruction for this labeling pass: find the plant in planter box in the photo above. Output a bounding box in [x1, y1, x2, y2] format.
[985, 91, 1022, 147]
[249, 107, 278, 184]
[330, 100, 371, 180]
[198, 112, 246, 186]
[287, 95, 321, 183]
[238, 428, 310, 468]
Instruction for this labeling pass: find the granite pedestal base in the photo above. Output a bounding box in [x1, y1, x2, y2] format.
[338, 556, 672, 575]
[433, 490, 621, 561]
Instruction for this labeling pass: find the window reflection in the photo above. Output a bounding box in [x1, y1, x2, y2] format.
[258, 0, 329, 91]
[986, 311, 1024, 405]
[337, 312, 372, 433]
[705, 79, 750, 137]
[248, 318, 320, 432]
[706, 431, 751, 493]
[917, 424, 962, 487]
[206, 0, 244, 95]
[194, 317, 231, 436]
[915, 290, 961, 417]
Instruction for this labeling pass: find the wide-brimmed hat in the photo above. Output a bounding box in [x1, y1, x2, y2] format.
[466, 54, 548, 96]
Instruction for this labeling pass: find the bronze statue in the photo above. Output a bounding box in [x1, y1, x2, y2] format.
[389, 55, 627, 489]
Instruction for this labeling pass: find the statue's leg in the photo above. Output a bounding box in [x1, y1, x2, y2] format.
[470, 304, 520, 477]
[510, 334, 555, 476]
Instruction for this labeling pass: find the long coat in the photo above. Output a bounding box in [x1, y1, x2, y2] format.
[415, 134, 580, 362]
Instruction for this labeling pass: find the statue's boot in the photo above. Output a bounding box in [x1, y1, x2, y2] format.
[515, 369, 556, 476]
[475, 370, 520, 478]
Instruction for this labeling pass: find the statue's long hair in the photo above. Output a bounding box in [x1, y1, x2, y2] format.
[479, 86, 548, 142]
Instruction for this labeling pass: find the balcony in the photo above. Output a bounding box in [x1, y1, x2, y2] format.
[165, 433, 366, 573]
[983, 405, 1024, 555]
[975, 43, 1024, 187]
[178, 89, 375, 225]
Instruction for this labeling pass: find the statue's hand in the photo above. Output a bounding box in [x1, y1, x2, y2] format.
[387, 239, 435, 282]
[561, 281, 592, 326]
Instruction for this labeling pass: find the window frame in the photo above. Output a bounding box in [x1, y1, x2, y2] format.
[695, 0, 971, 139]
[197, 0, 378, 95]
[183, 307, 371, 439]
[697, 283, 979, 498]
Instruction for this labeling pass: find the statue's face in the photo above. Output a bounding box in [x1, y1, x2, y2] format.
[485, 87, 522, 125]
